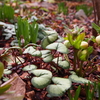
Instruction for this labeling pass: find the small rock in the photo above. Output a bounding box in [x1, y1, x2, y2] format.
[75, 9, 87, 20]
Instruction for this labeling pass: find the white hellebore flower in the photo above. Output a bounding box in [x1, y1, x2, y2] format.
[96, 35, 100, 45]
[80, 41, 88, 49]
[63, 40, 71, 48]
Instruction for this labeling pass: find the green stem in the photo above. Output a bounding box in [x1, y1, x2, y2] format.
[79, 61, 83, 77]
[76, 54, 80, 70]
[86, 55, 98, 69]
[73, 48, 78, 71]
[87, 67, 97, 76]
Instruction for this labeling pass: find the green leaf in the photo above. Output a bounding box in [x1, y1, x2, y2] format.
[22, 64, 37, 71]
[0, 77, 16, 94]
[0, 84, 11, 94]
[73, 40, 81, 49]
[41, 50, 51, 55]
[23, 46, 36, 55]
[79, 46, 93, 61]
[68, 89, 73, 100]
[31, 77, 51, 89]
[92, 23, 100, 34]
[58, 60, 70, 69]
[57, 37, 64, 42]
[57, 43, 69, 54]
[76, 4, 93, 16]
[98, 82, 100, 100]
[53, 57, 70, 69]
[79, 54, 87, 61]
[42, 54, 53, 63]
[85, 82, 95, 100]
[30, 69, 52, 89]
[47, 77, 72, 97]
[87, 46, 93, 56]
[1, 94, 24, 100]
[16, 17, 30, 46]
[67, 33, 73, 45]
[78, 33, 85, 41]
[29, 21, 39, 43]
[0, 5, 14, 21]
[41, 37, 51, 49]
[47, 85, 64, 97]
[48, 33, 58, 43]
[74, 85, 81, 100]
[46, 43, 68, 54]
[32, 50, 42, 57]
[44, 30, 57, 35]
[69, 72, 91, 84]
[46, 42, 58, 50]
[78, 49, 88, 61]
[73, 33, 85, 49]
[41, 30, 58, 49]
[4, 69, 12, 75]
[0, 62, 4, 79]
[38, 32, 44, 39]
[52, 57, 62, 63]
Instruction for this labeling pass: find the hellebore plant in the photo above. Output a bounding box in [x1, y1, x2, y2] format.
[64, 26, 93, 77]
[92, 23, 100, 45]
[96, 35, 100, 45]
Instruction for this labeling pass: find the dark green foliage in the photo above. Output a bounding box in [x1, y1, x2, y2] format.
[0, 62, 4, 79]
[85, 82, 96, 100]
[16, 17, 29, 46]
[29, 21, 38, 43]
[0, 5, 14, 21]
[68, 85, 81, 100]
[16, 17, 39, 46]
[58, 2, 68, 15]
[76, 4, 93, 16]
[92, 23, 100, 34]
[98, 82, 100, 100]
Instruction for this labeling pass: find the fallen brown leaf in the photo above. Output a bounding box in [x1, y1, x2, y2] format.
[26, 91, 35, 100]
[7, 73, 26, 99]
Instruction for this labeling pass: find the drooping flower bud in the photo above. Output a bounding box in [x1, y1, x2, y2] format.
[96, 35, 100, 45]
[77, 49, 88, 61]
[63, 40, 71, 48]
[80, 41, 88, 49]
[81, 49, 87, 55]
[72, 30, 78, 35]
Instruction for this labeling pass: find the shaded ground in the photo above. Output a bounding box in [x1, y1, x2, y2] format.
[0, 0, 100, 100]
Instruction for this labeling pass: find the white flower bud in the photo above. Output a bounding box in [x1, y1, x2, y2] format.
[96, 35, 100, 45]
[81, 50, 87, 55]
[72, 30, 78, 35]
[80, 41, 88, 49]
[63, 40, 71, 48]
